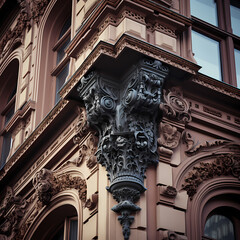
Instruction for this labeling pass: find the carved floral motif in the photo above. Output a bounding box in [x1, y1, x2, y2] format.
[158, 123, 181, 149]
[182, 154, 240, 200]
[33, 168, 87, 205]
[78, 58, 169, 240]
[0, 187, 28, 240]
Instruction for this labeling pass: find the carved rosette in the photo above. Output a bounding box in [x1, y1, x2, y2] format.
[160, 87, 191, 124]
[77, 58, 169, 239]
[182, 154, 240, 200]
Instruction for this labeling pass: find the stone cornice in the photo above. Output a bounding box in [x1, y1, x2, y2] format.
[62, 34, 200, 100]
[192, 73, 240, 101]
[66, 0, 191, 57]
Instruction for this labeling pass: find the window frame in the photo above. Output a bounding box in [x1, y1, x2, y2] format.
[190, 0, 240, 88]
[51, 17, 71, 104]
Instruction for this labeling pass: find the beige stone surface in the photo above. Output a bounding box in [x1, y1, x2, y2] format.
[157, 162, 173, 186]
[155, 31, 177, 52]
[157, 205, 185, 233]
[82, 213, 98, 239]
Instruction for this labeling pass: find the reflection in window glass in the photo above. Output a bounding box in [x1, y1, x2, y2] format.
[57, 37, 70, 64]
[69, 219, 78, 240]
[204, 215, 235, 240]
[191, 0, 218, 26]
[192, 31, 222, 81]
[230, 3, 240, 36]
[55, 64, 69, 103]
[234, 48, 240, 88]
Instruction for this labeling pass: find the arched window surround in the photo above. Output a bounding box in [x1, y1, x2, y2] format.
[33, 0, 73, 125]
[185, 178, 240, 240]
[0, 49, 23, 168]
[24, 190, 83, 240]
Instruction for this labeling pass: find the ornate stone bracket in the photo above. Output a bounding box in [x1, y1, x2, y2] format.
[77, 58, 169, 239]
[158, 87, 191, 162]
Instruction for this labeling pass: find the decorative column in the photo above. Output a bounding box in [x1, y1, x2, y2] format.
[77, 58, 169, 239]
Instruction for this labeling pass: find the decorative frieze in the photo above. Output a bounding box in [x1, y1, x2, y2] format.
[77, 58, 169, 240]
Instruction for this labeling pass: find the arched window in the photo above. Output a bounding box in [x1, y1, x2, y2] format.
[51, 217, 78, 240]
[30, 204, 79, 240]
[52, 17, 71, 103]
[0, 59, 18, 169]
[204, 214, 235, 240]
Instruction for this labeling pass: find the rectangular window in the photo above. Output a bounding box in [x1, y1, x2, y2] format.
[192, 31, 222, 81]
[0, 133, 12, 169]
[234, 48, 240, 88]
[55, 64, 69, 103]
[230, 2, 240, 36]
[190, 0, 218, 26]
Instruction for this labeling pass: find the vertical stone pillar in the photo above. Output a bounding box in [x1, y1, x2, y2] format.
[77, 58, 169, 239]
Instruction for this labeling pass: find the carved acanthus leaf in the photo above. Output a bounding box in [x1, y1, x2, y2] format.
[182, 131, 232, 156]
[182, 154, 240, 200]
[78, 58, 169, 240]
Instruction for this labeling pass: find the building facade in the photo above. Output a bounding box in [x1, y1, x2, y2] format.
[0, 0, 239, 239]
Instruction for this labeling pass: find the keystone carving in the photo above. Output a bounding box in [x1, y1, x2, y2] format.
[77, 58, 169, 240]
[33, 168, 87, 205]
[182, 154, 240, 200]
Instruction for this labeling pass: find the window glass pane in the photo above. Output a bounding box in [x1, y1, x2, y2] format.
[55, 64, 69, 103]
[192, 31, 222, 81]
[5, 105, 15, 125]
[69, 219, 78, 240]
[59, 17, 71, 39]
[0, 132, 12, 169]
[234, 48, 240, 88]
[191, 0, 218, 26]
[230, 2, 240, 36]
[204, 215, 235, 240]
[57, 37, 70, 64]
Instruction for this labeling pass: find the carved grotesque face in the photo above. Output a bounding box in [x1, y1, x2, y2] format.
[33, 169, 53, 193]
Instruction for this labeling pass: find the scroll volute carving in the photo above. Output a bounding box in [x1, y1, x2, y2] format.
[77, 58, 169, 240]
[158, 88, 191, 161]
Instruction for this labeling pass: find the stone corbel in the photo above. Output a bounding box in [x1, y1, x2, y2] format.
[158, 185, 177, 205]
[77, 58, 169, 240]
[158, 87, 191, 162]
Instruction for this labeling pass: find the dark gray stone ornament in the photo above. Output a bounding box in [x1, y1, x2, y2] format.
[77, 58, 168, 239]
